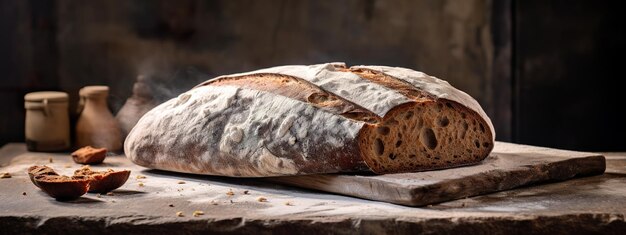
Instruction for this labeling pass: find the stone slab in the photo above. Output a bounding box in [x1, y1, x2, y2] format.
[0, 143, 625, 234]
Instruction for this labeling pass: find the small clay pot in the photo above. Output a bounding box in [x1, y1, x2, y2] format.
[75, 86, 123, 151]
[24, 91, 71, 152]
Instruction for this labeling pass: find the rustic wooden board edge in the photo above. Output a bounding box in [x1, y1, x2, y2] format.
[407, 154, 606, 206]
[268, 155, 606, 207]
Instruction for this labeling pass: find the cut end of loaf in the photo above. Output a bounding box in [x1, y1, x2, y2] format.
[358, 99, 494, 174]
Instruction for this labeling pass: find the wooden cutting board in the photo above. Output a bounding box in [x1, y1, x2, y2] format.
[269, 142, 606, 206]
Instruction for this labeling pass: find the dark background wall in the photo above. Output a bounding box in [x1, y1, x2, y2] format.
[514, 1, 626, 151]
[0, 0, 624, 151]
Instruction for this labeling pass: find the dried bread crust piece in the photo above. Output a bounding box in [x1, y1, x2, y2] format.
[34, 175, 90, 200]
[74, 166, 131, 193]
[28, 165, 131, 199]
[125, 63, 495, 176]
[71, 146, 107, 164]
[28, 165, 59, 188]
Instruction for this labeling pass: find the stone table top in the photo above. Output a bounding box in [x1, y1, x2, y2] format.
[0, 143, 625, 234]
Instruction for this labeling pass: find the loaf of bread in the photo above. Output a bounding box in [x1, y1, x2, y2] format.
[125, 63, 494, 177]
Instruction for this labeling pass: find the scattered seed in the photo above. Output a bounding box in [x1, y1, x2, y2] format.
[284, 201, 294, 206]
[0, 172, 11, 178]
[177, 181, 186, 184]
[226, 190, 234, 196]
[136, 175, 146, 179]
[138, 182, 145, 187]
[230, 200, 234, 204]
[169, 204, 174, 207]
[192, 210, 204, 217]
[257, 197, 268, 202]
[176, 211, 184, 217]
[243, 190, 249, 195]
[48, 157, 53, 163]
[22, 192, 26, 196]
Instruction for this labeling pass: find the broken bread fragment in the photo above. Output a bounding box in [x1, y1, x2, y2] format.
[71, 146, 107, 164]
[73, 166, 130, 193]
[125, 63, 495, 177]
[1, 172, 12, 178]
[34, 174, 90, 200]
[28, 165, 59, 188]
[28, 165, 131, 199]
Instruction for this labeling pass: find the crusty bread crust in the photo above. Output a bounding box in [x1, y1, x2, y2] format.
[124, 63, 495, 177]
[208, 73, 379, 123]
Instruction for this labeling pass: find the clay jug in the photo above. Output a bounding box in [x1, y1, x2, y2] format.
[75, 86, 122, 151]
[116, 75, 158, 139]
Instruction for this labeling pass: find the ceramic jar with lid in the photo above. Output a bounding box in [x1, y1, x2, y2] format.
[24, 91, 71, 152]
[75, 86, 123, 151]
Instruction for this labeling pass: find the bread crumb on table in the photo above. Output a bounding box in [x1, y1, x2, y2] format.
[226, 189, 234, 196]
[48, 157, 53, 163]
[192, 210, 204, 217]
[284, 201, 294, 206]
[176, 211, 184, 217]
[0, 172, 11, 178]
[257, 197, 267, 202]
[136, 175, 146, 179]
[138, 182, 144, 187]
